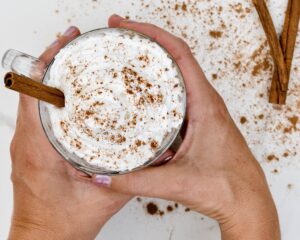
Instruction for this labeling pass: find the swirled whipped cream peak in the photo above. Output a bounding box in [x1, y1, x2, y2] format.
[46, 28, 185, 171]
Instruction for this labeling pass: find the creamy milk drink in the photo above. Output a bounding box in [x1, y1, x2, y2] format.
[44, 28, 185, 172]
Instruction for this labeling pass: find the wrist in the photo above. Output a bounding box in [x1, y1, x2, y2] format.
[9, 216, 73, 240]
[10, 187, 111, 240]
[9, 212, 107, 240]
[220, 198, 280, 240]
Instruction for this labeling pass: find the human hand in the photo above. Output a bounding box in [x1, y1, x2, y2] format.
[8, 26, 130, 240]
[94, 15, 280, 240]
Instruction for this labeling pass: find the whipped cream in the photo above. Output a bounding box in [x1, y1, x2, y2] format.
[45, 28, 185, 171]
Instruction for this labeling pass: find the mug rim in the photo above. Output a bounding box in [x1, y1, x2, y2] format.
[38, 27, 187, 176]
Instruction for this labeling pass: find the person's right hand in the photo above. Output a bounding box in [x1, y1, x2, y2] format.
[93, 15, 280, 240]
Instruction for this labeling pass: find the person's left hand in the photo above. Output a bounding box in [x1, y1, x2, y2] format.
[8, 26, 131, 240]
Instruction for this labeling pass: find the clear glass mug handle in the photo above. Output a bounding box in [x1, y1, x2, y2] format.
[2, 49, 46, 82]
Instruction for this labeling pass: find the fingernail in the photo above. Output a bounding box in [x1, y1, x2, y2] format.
[94, 175, 112, 187]
[112, 14, 124, 19]
[122, 19, 137, 24]
[63, 26, 78, 37]
[163, 156, 173, 163]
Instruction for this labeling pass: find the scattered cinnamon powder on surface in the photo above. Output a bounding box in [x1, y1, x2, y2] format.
[283, 152, 289, 158]
[284, 116, 299, 134]
[146, 202, 164, 216]
[288, 116, 298, 131]
[146, 202, 158, 215]
[258, 114, 264, 120]
[251, 57, 271, 76]
[167, 205, 174, 212]
[240, 116, 247, 124]
[230, 3, 243, 13]
[212, 73, 218, 80]
[267, 154, 279, 162]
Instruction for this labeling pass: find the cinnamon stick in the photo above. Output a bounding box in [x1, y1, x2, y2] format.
[269, 0, 300, 104]
[253, 0, 288, 92]
[284, 0, 300, 75]
[269, 0, 291, 104]
[4, 72, 65, 107]
[280, 0, 292, 55]
[269, 65, 279, 103]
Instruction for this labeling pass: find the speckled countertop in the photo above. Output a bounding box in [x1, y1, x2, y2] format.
[0, 0, 299, 239]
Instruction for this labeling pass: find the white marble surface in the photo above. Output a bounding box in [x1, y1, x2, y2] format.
[1, 0, 300, 239]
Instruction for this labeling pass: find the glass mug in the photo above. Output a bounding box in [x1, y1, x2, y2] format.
[2, 28, 186, 175]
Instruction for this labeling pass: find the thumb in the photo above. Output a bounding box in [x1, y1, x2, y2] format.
[92, 163, 181, 200]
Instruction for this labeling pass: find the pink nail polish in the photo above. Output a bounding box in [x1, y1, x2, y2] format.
[49, 40, 60, 49]
[153, 155, 174, 166]
[122, 20, 137, 24]
[94, 175, 112, 187]
[63, 26, 78, 37]
[112, 14, 123, 19]
[163, 156, 173, 163]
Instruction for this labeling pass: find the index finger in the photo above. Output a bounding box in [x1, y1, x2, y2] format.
[39, 26, 81, 65]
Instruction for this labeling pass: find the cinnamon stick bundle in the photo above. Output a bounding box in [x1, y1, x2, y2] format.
[269, 0, 300, 104]
[4, 72, 65, 107]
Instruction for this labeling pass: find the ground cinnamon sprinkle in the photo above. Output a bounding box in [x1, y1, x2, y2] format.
[135, 139, 142, 147]
[116, 134, 126, 143]
[73, 139, 82, 150]
[85, 110, 94, 116]
[150, 140, 158, 149]
[121, 66, 164, 107]
[60, 121, 69, 134]
[182, 2, 187, 11]
[209, 30, 223, 39]
[113, 72, 118, 78]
